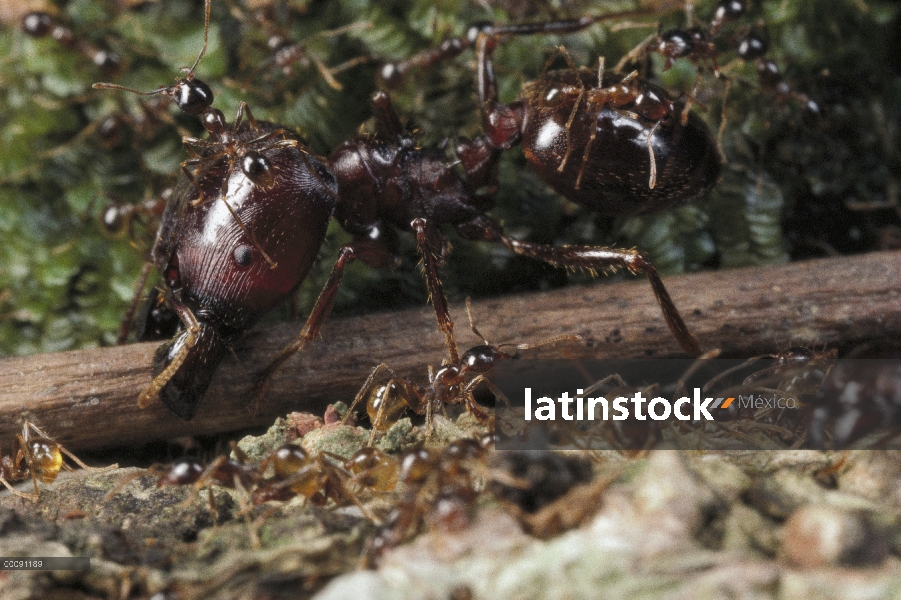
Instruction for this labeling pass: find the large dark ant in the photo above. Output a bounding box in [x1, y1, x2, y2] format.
[96, 0, 708, 420]
[257, 31, 716, 392]
[1, 422, 117, 502]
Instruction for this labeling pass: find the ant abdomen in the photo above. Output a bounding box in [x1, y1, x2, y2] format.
[522, 69, 720, 216]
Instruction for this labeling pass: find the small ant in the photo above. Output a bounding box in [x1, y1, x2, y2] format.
[99, 191, 171, 243]
[1, 422, 117, 502]
[366, 436, 492, 562]
[20, 11, 122, 76]
[700, 347, 838, 448]
[243, 6, 372, 93]
[625, 1, 820, 119]
[344, 299, 579, 441]
[143, 443, 385, 523]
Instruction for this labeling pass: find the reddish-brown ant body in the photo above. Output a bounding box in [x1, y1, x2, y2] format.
[258, 52, 711, 392]
[97, 1, 708, 419]
[94, 2, 338, 419]
[144, 443, 389, 523]
[366, 436, 492, 561]
[1, 422, 116, 502]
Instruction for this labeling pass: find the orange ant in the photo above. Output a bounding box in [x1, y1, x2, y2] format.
[1, 422, 117, 502]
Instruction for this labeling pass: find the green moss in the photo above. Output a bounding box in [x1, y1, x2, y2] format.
[1, 0, 897, 355]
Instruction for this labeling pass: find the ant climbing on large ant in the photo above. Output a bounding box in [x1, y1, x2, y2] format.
[95, 0, 711, 420]
[1, 422, 116, 501]
[619, 1, 820, 120]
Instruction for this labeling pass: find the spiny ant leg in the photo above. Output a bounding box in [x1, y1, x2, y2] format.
[254, 244, 360, 402]
[457, 217, 700, 356]
[117, 262, 153, 345]
[411, 218, 459, 365]
[501, 236, 701, 356]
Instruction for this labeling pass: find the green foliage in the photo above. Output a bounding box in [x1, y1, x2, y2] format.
[0, 0, 897, 355]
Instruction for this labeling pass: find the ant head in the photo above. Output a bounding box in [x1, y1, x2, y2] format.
[172, 75, 215, 116]
[158, 457, 205, 486]
[460, 344, 513, 373]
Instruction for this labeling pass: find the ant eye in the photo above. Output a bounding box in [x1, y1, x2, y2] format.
[242, 151, 275, 187]
[175, 78, 214, 116]
[233, 245, 253, 267]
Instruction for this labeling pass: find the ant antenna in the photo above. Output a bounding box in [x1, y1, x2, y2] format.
[92, 0, 212, 101]
[465, 297, 490, 345]
[188, 0, 212, 74]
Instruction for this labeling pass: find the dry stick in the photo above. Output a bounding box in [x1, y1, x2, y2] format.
[1, 251, 900, 452]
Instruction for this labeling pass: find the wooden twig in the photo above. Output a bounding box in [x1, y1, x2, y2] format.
[1, 251, 899, 451]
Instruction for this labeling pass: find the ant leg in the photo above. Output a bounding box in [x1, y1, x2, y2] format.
[645, 120, 661, 189]
[24, 422, 117, 474]
[17, 433, 43, 499]
[117, 262, 153, 345]
[0, 476, 39, 501]
[380, 10, 651, 88]
[503, 236, 701, 356]
[457, 217, 701, 356]
[345, 363, 398, 425]
[464, 297, 489, 344]
[254, 244, 362, 399]
[614, 32, 657, 72]
[411, 218, 459, 364]
[460, 375, 496, 422]
[583, 373, 630, 396]
[475, 34, 525, 150]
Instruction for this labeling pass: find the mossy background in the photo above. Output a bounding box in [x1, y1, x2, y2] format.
[0, 0, 898, 356]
